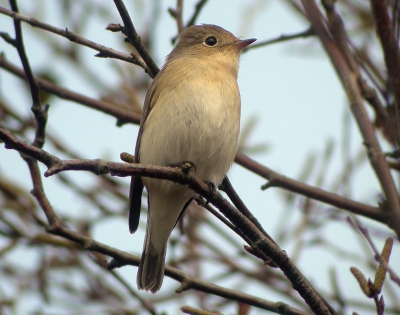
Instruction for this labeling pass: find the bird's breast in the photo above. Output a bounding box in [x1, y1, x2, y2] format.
[140, 68, 241, 184]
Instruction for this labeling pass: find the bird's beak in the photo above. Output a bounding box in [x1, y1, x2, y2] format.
[234, 38, 257, 50]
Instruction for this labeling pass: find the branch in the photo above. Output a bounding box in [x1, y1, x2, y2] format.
[235, 152, 385, 223]
[348, 217, 400, 287]
[111, 255, 309, 315]
[0, 126, 176, 178]
[245, 26, 315, 51]
[301, 0, 400, 238]
[8, 135, 308, 315]
[0, 6, 149, 71]
[39, 220, 308, 315]
[200, 202, 252, 246]
[112, 0, 159, 78]
[8, 1, 39, 108]
[0, 55, 141, 125]
[107, 271, 157, 315]
[25, 157, 61, 226]
[220, 177, 278, 247]
[370, 0, 400, 113]
[181, 306, 222, 315]
[168, 0, 184, 34]
[0, 126, 333, 314]
[8, 0, 47, 149]
[3, 2, 393, 233]
[186, 0, 208, 27]
[357, 76, 399, 145]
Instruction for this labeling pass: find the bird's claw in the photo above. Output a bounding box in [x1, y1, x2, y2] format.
[168, 160, 196, 174]
[204, 182, 216, 206]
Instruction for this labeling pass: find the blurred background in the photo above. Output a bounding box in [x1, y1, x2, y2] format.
[0, 1, 399, 314]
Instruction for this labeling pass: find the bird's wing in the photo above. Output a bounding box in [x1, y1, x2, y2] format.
[128, 74, 161, 234]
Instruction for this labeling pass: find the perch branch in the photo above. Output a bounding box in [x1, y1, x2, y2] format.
[0, 125, 333, 315]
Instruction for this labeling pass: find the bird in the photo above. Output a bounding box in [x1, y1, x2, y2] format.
[129, 24, 256, 293]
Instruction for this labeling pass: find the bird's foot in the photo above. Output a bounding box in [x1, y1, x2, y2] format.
[168, 160, 197, 174]
[204, 182, 216, 206]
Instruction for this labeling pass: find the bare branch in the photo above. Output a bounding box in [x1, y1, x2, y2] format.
[0, 125, 332, 315]
[0, 55, 141, 125]
[348, 217, 400, 287]
[169, 0, 184, 34]
[8, 0, 47, 149]
[0, 5, 149, 71]
[111, 258, 309, 315]
[301, 0, 400, 237]
[186, 0, 209, 27]
[220, 177, 278, 247]
[370, 0, 400, 114]
[112, 0, 160, 78]
[8, 1, 39, 108]
[181, 306, 222, 315]
[235, 152, 385, 224]
[245, 26, 315, 51]
[25, 157, 61, 226]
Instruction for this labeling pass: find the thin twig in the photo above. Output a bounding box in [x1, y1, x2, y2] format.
[0, 6, 149, 71]
[169, 0, 184, 34]
[245, 26, 315, 51]
[109, 270, 157, 315]
[323, 1, 399, 145]
[181, 305, 222, 315]
[8, 1, 40, 109]
[200, 201, 252, 245]
[8, 0, 47, 149]
[220, 177, 278, 247]
[347, 217, 400, 287]
[186, 0, 208, 27]
[112, 0, 159, 78]
[301, 0, 400, 238]
[370, 0, 400, 113]
[111, 258, 309, 315]
[0, 55, 141, 125]
[235, 152, 385, 223]
[24, 156, 61, 226]
[23, 166, 308, 315]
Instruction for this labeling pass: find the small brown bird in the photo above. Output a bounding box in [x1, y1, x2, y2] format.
[129, 24, 256, 292]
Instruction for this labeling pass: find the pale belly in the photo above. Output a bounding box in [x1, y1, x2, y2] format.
[139, 89, 240, 187]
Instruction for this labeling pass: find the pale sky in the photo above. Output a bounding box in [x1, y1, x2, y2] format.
[0, 1, 398, 314]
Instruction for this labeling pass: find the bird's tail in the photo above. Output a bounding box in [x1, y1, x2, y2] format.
[137, 233, 167, 293]
[137, 186, 193, 292]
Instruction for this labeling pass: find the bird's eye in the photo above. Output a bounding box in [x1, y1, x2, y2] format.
[204, 36, 217, 46]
